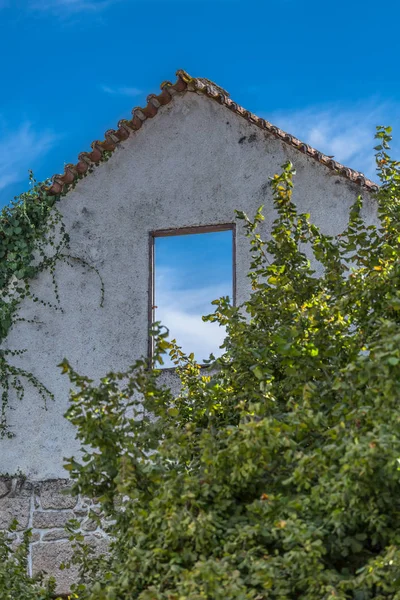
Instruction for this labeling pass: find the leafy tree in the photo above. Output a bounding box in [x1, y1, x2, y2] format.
[60, 126, 400, 599]
[2, 127, 400, 599]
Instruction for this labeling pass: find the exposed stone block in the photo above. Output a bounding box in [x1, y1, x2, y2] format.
[0, 497, 30, 530]
[0, 478, 12, 499]
[39, 480, 77, 510]
[33, 510, 74, 529]
[32, 536, 108, 596]
[18, 480, 35, 497]
[0, 477, 108, 594]
[42, 529, 69, 541]
[32, 540, 78, 596]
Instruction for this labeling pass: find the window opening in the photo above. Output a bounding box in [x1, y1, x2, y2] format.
[150, 225, 235, 367]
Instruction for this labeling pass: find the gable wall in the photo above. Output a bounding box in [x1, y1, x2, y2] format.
[0, 91, 376, 480]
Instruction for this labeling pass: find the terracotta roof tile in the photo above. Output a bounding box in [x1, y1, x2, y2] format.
[44, 69, 379, 196]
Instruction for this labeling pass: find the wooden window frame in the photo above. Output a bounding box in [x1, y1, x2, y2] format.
[148, 223, 236, 362]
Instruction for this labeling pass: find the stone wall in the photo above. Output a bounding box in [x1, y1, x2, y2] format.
[0, 477, 108, 595]
[0, 88, 378, 592]
[0, 91, 376, 479]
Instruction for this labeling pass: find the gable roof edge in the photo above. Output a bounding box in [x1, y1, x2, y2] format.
[45, 69, 379, 196]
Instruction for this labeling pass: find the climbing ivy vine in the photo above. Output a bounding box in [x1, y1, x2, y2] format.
[0, 172, 104, 438]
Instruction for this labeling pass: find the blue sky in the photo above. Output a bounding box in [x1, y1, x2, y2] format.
[155, 231, 232, 365]
[1, 0, 399, 206]
[1, 0, 399, 361]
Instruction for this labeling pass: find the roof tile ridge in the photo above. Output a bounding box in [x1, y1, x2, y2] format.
[43, 69, 378, 196]
[189, 79, 378, 192]
[44, 73, 188, 196]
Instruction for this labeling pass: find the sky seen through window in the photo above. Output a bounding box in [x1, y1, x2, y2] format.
[154, 229, 233, 367]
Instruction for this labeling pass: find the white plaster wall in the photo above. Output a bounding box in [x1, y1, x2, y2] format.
[0, 92, 377, 478]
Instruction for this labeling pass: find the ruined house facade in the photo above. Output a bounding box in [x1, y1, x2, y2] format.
[0, 70, 378, 592]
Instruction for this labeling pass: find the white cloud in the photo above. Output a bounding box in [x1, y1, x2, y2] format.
[29, 0, 119, 14]
[0, 121, 58, 193]
[100, 84, 142, 97]
[155, 266, 230, 367]
[267, 101, 400, 183]
[157, 306, 226, 367]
